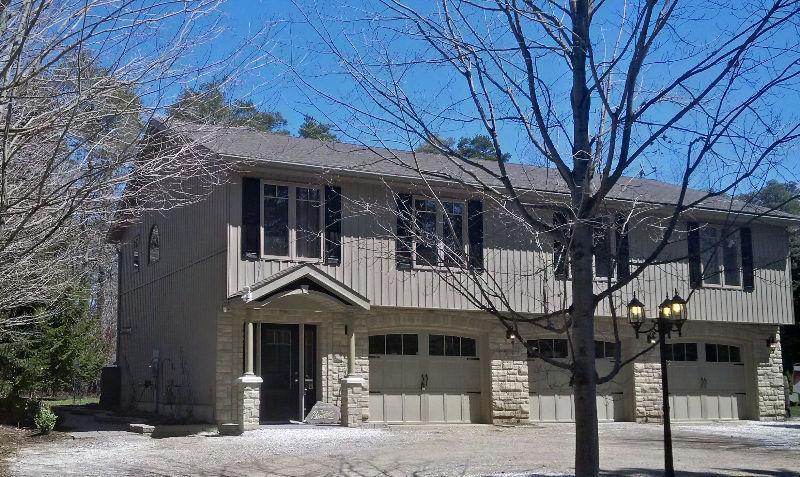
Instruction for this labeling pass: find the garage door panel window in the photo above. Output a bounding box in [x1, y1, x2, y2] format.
[705, 343, 741, 363]
[528, 338, 568, 359]
[369, 334, 419, 356]
[429, 335, 477, 357]
[665, 342, 698, 361]
[595, 340, 616, 359]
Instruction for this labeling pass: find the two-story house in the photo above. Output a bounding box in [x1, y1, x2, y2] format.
[108, 121, 795, 431]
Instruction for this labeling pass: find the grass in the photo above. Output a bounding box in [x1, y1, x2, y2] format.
[790, 403, 800, 418]
[41, 397, 99, 407]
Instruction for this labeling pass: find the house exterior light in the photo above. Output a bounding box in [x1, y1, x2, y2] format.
[627, 293, 646, 328]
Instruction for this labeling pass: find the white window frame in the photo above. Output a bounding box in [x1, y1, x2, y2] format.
[261, 180, 324, 262]
[700, 226, 742, 289]
[411, 196, 469, 269]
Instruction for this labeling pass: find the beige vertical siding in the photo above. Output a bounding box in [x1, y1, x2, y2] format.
[225, 173, 793, 324]
[118, 183, 227, 419]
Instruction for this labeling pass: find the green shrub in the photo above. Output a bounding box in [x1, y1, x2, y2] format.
[33, 405, 57, 434]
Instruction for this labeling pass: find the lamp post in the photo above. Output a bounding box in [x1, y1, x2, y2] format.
[627, 290, 688, 477]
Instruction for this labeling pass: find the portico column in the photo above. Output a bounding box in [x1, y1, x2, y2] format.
[340, 317, 366, 427]
[244, 320, 255, 375]
[347, 322, 356, 376]
[235, 318, 262, 433]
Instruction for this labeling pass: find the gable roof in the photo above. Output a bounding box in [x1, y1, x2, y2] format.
[233, 263, 370, 310]
[159, 120, 799, 223]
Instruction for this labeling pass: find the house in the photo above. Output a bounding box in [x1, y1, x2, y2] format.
[108, 121, 795, 430]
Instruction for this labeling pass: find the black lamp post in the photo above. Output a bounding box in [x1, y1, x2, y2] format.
[627, 290, 688, 477]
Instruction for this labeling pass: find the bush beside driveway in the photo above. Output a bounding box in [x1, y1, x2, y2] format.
[6, 421, 800, 476]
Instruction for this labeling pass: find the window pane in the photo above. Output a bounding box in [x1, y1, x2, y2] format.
[705, 343, 717, 362]
[594, 341, 604, 359]
[730, 346, 741, 363]
[461, 338, 476, 357]
[553, 339, 568, 358]
[606, 341, 616, 359]
[686, 343, 698, 361]
[386, 334, 403, 355]
[445, 335, 460, 356]
[264, 185, 290, 256]
[296, 187, 321, 258]
[429, 334, 444, 356]
[594, 225, 613, 279]
[402, 334, 418, 355]
[674, 343, 686, 361]
[718, 344, 730, 362]
[442, 202, 464, 266]
[369, 335, 385, 355]
[538, 339, 553, 358]
[415, 199, 438, 265]
[722, 234, 741, 286]
[701, 227, 721, 285]
[665, 344, 674, 361]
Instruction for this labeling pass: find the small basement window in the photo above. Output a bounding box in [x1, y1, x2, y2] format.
[705, 343, 741, 363]
[595, 340, 617, 359]
[528, 338, 569, 359]
[665, 342, 698, 362]
[428, 335, 477, 357]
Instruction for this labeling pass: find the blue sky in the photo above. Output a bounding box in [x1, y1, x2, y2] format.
[147, 1, 800, 191]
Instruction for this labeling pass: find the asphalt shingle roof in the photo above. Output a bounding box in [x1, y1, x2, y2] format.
[162, 121, 798, 221]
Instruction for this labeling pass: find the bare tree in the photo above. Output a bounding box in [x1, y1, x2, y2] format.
[0, 1, 277, 332]
[289, 1, 800, 474]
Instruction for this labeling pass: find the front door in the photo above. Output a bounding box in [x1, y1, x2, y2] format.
[260, 324, 300, 422]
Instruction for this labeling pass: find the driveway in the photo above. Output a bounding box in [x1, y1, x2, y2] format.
[7, 419, 800, 476]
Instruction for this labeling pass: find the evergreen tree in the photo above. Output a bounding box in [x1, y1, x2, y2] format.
[169, 81, 288, 133]
[298, 116, 338, 141]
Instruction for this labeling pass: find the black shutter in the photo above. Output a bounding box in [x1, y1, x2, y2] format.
[324, 185, 342, 266]
[241, 177, 260, 260]
[740, 227, 754, 291]
[687, 221, 701, 288]
[396, 193, 413, 270]
[552, 211, 569, 279]
[616, 216, 630, 280]
[467, 200, 484, 272]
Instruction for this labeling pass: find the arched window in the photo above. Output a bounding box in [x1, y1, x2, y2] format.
[148, 225, 160, 264]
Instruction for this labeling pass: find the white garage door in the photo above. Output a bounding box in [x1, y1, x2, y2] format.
[369, 333, 482, 423]
[529, 339, 626, 422]
[667, 342, 747, 420]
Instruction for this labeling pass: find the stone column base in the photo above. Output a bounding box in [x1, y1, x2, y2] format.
[340, 376, 367, 427]
[237, 374, 263, 432]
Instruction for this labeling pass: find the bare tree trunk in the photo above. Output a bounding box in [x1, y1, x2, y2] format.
[571, 1, 599, 474]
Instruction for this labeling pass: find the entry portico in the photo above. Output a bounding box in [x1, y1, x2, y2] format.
[216, 264, 371, 431]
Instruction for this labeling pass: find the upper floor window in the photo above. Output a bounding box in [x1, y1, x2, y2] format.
[700, 226, 741, 287]
[593, 221, 615, 279]
[665, 342, 698, 362]
[148, 225, 160, 264]
[528, 338, 569, 359]
[263, 183, 322, 259]
[132, 235, 140, 272]
[705, 343, 741, 363]
[552, 212, 569, 280]
[413, 198, 467, 267]
[594, 340, 617, 359]
[429, 334, 477, 357]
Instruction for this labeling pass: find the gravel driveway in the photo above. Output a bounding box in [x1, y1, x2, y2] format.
[7, 419, 800, 476]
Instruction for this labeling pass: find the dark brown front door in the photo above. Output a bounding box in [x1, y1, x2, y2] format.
[260, 324, 299, 422]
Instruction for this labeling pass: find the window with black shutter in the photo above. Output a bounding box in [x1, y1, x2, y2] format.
[241, 177, 261, 259]
[324, 186, 342, 265]
[616, 216, 630, 280]
[395, 193, 414, 270]
[552, 212, 569, 280]
[687, 222, 702, 288]
[740, 227, 754, 291]
[593, 219, 614, 279]
[467, 200, 484, 272]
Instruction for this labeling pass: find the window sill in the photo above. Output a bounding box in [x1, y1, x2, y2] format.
[260, 255, 324, 265]
[699, 283, 743, 291]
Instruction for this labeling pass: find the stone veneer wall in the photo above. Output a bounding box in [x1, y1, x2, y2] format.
[632, 362, 663, 423]
[755, 329, 785, 421]
[489, 328, 530, 424]
[215, 316, 236, 424]
[320, 318, 369, 420]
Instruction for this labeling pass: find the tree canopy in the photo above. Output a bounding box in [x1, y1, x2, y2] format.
[298, 115, 338, 141]
[416, 134, 510, 161]
[168, 81, 288, 134]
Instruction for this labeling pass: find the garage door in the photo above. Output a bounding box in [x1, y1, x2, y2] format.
[368, 332, 482, 423]
[667, 342, 747, 420]
[529, 339, 626, 422]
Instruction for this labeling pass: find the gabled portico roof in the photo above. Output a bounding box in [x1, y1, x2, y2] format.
[231, 264, 370, 311]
